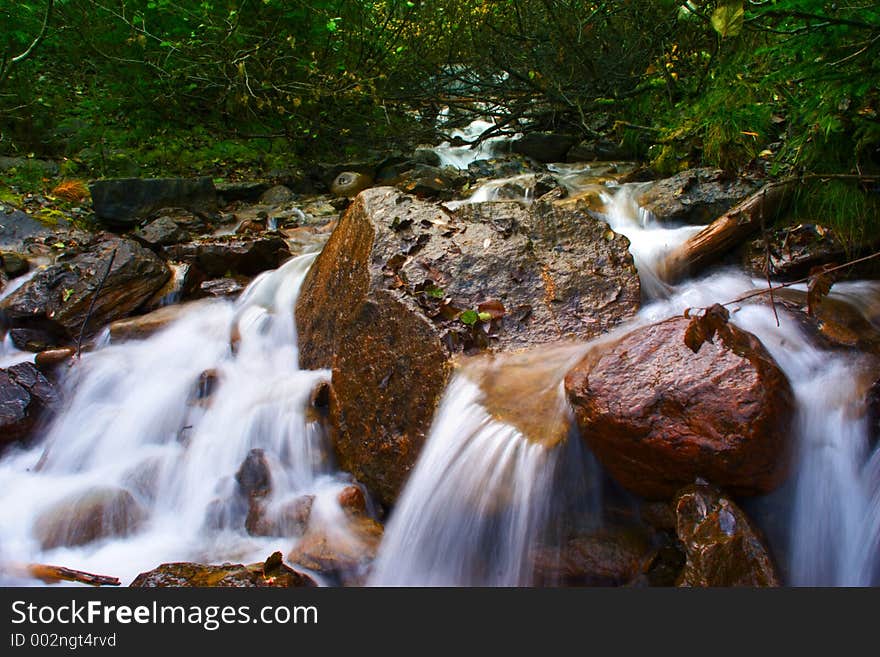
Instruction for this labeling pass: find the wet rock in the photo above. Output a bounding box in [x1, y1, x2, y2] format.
[89, 177, 218, 229]
[108, 303, 193, 342]
[512, 132, 577, 163]
[0, 207, 67, 250]
[259, 184, 297, 205]
[566, 140, 630, 163]
[565, 316, 794, 499]
[236, 448, 271, 499]
[246, 495, 314, 537]
[152, 207, 212, 235]
[394, 164, 467, 200]
[7, 328, 60, 352]
[742, 224, 849, 282]
[0, 237, 170, 341]
[34, 347, 76, 371]
[1, 251, 29, 278]
[296, 188, 640, 505]
[131, 552, 316, 587]
[135, 215, 191, 246]
[0, 362, 58, 448]
[198, 277, 247, 298]
[674, 482, 780, 586]
[286, 517, 383, 586]
[637, 168, 760, 225]
[337, 485, 368, 518]
[235, 217, 267, 234]
[34, 487, 146, 550]
[532, 529, 654, 586]
[164, 235, 290, 278]
[331, 172, 374, 198]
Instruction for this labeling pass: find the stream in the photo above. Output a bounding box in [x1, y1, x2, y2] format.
[1, 126, 878, 587]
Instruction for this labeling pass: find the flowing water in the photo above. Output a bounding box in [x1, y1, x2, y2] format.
[0, 253, 359, 585]
[1, 144, 879, 586]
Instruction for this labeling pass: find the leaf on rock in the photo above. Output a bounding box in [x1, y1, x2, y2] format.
[683, 303, 730, 353]
[459, 309, 479, 325]
[477, 299, 506, 319]
[807, 265, 836, 317]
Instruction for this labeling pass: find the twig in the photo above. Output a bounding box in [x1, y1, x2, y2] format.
[759, 188, 780, 326]
[75, 246, 118, 359]
[692, 250, 880, 313]
[26, 563, 120, 586]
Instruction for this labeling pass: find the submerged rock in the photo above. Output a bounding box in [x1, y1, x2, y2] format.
[130, 552, 316, 587]
[532, 529, 655, 586]
[33, 487, 146, 550]
[0, 237, 170, 341]
[565, 316, 794, 499]
[0, 362, 58, 448]
[637, 168, 759, 225]
[674, 483, 780, 586]
[296, 187, 639, 505]
[287, 517, 383, 586]
[90, 177, 217, 229]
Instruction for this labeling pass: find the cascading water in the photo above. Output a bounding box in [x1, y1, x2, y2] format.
[2, 152, 879, 586]
[0, 253, 358, 585]
[433, 117, 517, 169]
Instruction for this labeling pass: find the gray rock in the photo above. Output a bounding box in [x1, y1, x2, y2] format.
[89, 177, 218, 228]
[637, 168, 760, 226]
[0, 361, 58, 448]
[0, 237, 170, 340]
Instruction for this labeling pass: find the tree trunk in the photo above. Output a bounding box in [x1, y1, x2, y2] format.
[659, 180, 797, 284]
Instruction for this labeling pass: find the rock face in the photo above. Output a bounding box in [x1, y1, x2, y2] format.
[89, 177, 217, 228]
[637, 168, 759, 225]
[0, 237, 170, 341]
[131, 552, 316, 587]
[296, 187, 640, 505]
[164, 235, 290, 277]
[565, 316, 794, 499]
[0, 362, 58, 448]
[33, 487, 146, 550]
[674, 483, 780, 586]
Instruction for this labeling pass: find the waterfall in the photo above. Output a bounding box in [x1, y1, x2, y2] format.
[369, 375, 559, 586]
[0, 253, 356, 584]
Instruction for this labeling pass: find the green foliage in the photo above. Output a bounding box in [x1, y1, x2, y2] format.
[790, 180, 880, 254]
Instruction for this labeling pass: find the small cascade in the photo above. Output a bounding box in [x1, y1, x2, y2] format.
[433, 118, 517, 169]
[369, 375, 559, 586]
[0, 253, 357, 584]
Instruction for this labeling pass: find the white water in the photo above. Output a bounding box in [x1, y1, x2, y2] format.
[434, 118, 517, 169]
[0, 253, 358, 585]
[369, 376, 558, 586]
[2, 159, 879, 586]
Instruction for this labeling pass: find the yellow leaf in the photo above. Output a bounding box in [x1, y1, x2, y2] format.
[711, 1, 744, 38]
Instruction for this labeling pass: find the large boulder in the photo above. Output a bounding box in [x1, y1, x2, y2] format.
[674, 483, 780, 586]
[89, 177, 217, 229]
[164, 235, 290, 277]
[0, 362, 58, 448]
[296, 187, 640, 505]
[0, 237, 170, 341]
[131, 552, 316, 587]
[636, 168, 759, 225]
[565, 316, 794, 499]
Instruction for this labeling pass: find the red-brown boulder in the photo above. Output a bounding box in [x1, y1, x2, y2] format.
[564, 316, 794, 499]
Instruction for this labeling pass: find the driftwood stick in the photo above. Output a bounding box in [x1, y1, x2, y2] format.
[659, 180, 797, 284]
[20, 563, 121, 586]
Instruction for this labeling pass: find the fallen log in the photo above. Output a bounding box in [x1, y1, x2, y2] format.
[23, 563, 120, 586]
[658, 180, 796, 284]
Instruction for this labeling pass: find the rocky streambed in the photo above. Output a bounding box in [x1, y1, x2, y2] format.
[1, 142, 879, 587]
